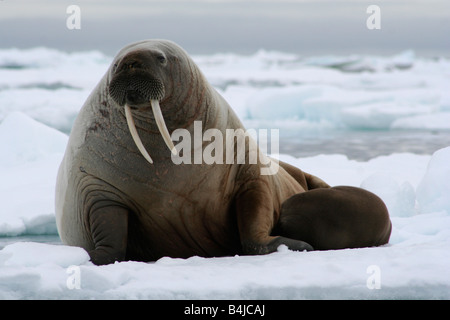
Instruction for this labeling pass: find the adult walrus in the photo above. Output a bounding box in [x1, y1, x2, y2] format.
[55, 40, 391, 265]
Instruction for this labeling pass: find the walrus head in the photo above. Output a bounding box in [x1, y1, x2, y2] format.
[108, 45, 177, 164]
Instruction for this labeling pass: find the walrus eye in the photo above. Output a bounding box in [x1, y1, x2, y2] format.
[157, 55, 166, 65]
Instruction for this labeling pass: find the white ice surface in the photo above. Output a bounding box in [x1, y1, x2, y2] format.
[1, 48, 450, 132]
[0, 112, 449, 299]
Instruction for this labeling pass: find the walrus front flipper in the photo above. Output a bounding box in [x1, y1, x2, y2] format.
[235, 180, 313, 255]
[88, 206, 129, 265]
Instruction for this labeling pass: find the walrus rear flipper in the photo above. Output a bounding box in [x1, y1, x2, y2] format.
[275, 186, 392, 250]
[88, 206, 129, 265]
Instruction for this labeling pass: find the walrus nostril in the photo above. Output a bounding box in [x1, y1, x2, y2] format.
[124, 61, 142, 70]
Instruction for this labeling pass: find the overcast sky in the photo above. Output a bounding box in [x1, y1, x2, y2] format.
[1, 0, 449, 57]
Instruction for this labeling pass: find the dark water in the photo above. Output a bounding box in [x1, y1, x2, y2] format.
[279, 129, 449, 161]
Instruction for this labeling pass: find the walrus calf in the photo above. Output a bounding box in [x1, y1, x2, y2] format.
[273, 186, 392, 250]
[55, 39, 391, 265]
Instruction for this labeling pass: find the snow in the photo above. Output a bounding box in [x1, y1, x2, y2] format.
[0, 47, 449, 299]
[0, 111, 449, 299]
[1, 48, 450, 133]
[0, 112, 67, 236]
[416, 147, 450, 214]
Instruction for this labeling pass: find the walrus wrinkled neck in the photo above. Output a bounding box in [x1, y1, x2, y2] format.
[124, 100, 176, 164]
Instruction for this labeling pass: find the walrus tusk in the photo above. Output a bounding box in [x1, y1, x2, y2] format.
[124, 100, 176, 164]
[150, 99, 177, 155]
[125, 104, 154, 164]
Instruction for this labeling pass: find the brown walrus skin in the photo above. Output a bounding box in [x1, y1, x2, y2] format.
[55, 40, 391, 265]
[273, 186, 392, 250]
